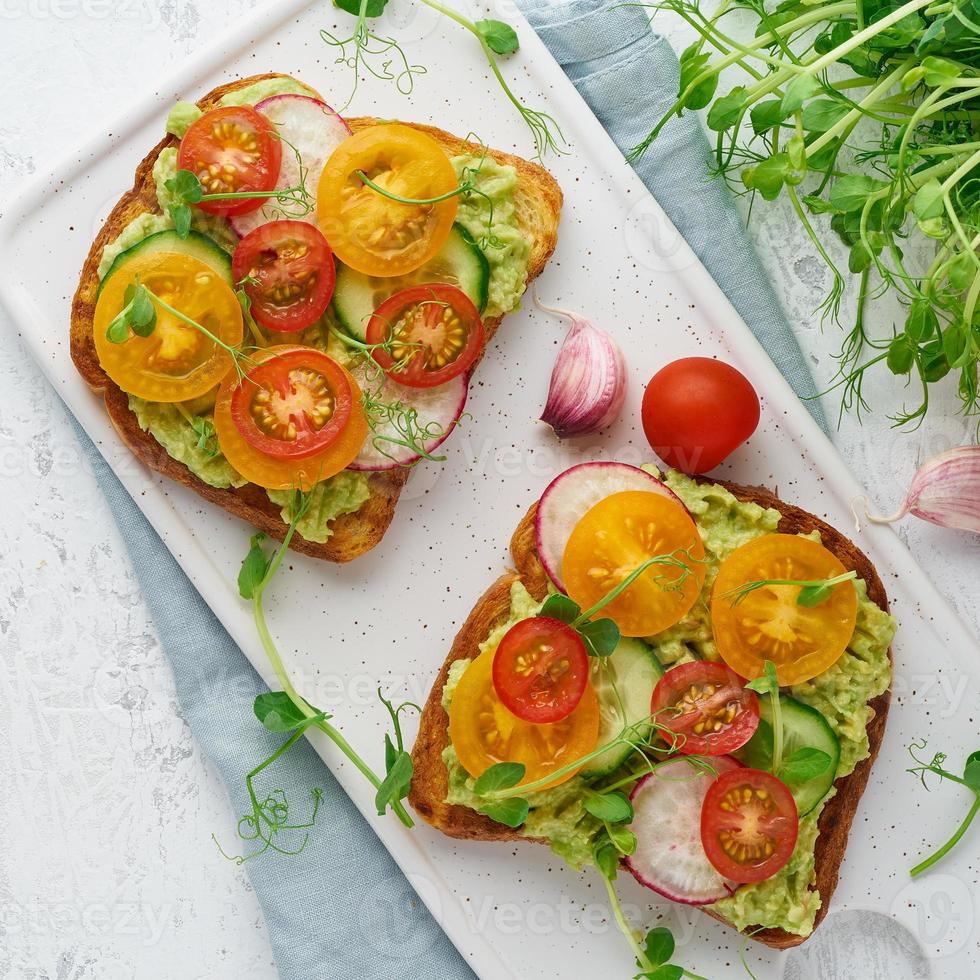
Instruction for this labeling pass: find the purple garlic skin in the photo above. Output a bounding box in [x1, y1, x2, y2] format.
[867, 446, 980, 533]
[539, 307, 628, 438]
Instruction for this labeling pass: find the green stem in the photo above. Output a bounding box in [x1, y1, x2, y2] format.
[601, 874, 652, 972]
[246, 728, 306, 827]
[910, 795, 980, 876]
[770, 688, 784, 775]
[571, 553, 692, 627]
[147, 292, 248, 367]
[356, 169, 469, 206]
[252, 523, 414, 828]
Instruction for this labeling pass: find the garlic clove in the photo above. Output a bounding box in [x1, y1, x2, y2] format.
[537, 299, 628, 439]
[860, 446, 980, 533]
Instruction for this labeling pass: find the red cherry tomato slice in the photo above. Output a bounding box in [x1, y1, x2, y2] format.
[232, 220, 336, 332]
[641, 358, 760, 474]
[178, 106, 282, 217]
[651, 661, 759, 756]
[365, 283, 484, 389]
[229, 347, 354, 460]
[491, 616, 590, 725]
[700, 767, 799, 884]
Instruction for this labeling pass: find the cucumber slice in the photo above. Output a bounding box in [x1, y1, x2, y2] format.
[332, 224, 490, 340]
[582, 638, 665, 779]
[99, 230, 233, 295]
[737, 694, 840, 816]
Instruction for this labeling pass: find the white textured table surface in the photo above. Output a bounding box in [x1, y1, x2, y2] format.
[1, 4, 977, 979]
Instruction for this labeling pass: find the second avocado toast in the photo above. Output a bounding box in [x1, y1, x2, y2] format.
[411, 464, 895, 950]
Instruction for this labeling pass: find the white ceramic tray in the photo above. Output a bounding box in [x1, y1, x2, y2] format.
[1, 2, 977, 976]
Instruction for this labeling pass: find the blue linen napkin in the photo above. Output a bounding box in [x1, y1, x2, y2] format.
[71, 3, 829, 978]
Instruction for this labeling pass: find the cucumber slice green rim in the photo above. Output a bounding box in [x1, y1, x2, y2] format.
[332, 223, 490, 341]
[581, 637, 665, 779]
[738, 693, 841, 816]
[98, 229, 233, 297]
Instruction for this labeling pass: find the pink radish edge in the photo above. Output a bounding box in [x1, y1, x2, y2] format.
[228, 94, 352, 239]
[348, 372, 469, 472]
[534, 461, 687, 592]
[623, 756, 742, 906]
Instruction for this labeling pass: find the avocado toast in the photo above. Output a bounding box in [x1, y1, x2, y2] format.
[71, 72, 562, 562]
[410, 467, 895, 950]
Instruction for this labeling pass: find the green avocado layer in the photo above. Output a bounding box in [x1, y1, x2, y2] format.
[441, 471, 895, 937]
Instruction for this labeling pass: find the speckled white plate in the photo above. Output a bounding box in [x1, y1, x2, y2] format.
[1, 2, 978, 977]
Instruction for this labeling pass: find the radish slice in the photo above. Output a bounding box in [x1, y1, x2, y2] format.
[229, 95, 351, 238]
[625, 757, 741, 906]
[350, 363, 468, 471]
[535, 462, 683, 592]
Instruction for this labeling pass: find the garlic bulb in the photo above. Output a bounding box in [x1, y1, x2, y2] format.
[537, 299, 627, 438]
[860, 446, 980, 533]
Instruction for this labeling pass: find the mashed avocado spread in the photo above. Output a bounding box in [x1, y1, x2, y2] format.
[450, 154, 531, 319]
[96, 77, 531, 541]
[441, 471, 895, 936]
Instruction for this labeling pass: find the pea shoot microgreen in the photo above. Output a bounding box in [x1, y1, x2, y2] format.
[593, 827, 709, 980]
[541, 549, 702, 658]
[722, 569, 858, 608]
[907, 739, 980, 876]
[104, 277, 255, 384]
[744, 661, 834, 787]
[354, 136, 505, 248]
[323, 0, 566, 160]
[105, 280, 157, 343]
[191, 416, 219, 457]
[215, 492, 419, 862]
[635, 0, 980, 431]
[322, 0, 427, 113]
[745, 661, 785, 774]
[164, 140, 314, 240]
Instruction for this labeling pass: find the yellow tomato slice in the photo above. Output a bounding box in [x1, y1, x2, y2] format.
[213, 345, 368, 491]
[561, 491, 707, 637]
[94, 252, 243, 401]
[449, 647, 599, 789]
[317, 124, 458, 277]
[710, 534, 858, 685]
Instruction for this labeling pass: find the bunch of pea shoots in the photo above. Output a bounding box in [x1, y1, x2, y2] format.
[639, 0, 980, 430]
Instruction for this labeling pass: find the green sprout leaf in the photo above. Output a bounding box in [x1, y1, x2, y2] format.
[478, 798, 529, 828]
[540, 592, 580, 624]
[749, 99, 785, 135]
[170, 203, 193, 239]
[375, 751, 413, 815]
[678, 44, 718, 110]
[583, 790, 634, 824]
[706, 85, 747, 132]
[254, 691, 326, 732]
[474, 19, 519, 56]
[779, 747, 833, 784]
[642, 926, 675, 967]
[238, 533, 270, 599]
[592, 836, 620, 880]
[334, 0, 389, 15]
[780, 74, 821, 115]
[165, 168, 204, 203]
[887, 336, 916, 377]
[605, 821, 637, 856]
[473, 761, 526, 794]
[801, 98, 849, 134]
[578, 617, 620, 658]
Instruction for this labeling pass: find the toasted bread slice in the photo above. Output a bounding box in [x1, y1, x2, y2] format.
[70, 73, 563, 562]
[409, 479, 892, 949]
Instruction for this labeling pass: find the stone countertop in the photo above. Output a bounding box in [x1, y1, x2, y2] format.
[0, 4, 976, 979]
